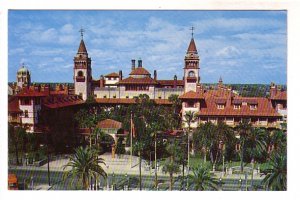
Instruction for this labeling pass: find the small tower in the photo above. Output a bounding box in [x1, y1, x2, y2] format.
[184, 27, 200, 93]
[17, 64, 31, 88]
[73, 28, 92, 100]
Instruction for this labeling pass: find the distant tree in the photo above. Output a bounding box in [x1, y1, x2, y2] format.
[162, 140, 181, 190]
[8, 124, 26, 165]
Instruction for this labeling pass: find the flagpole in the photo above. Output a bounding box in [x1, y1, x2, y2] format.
[130, 112, 133, 168]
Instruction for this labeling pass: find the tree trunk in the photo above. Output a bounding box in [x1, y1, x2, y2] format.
[240, 143, 244, 173]
[15, 143, 19, 165]
[170, 173, 173, 191]
[83, 175, 89, 190]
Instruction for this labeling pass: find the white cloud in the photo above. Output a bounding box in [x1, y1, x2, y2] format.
[60, 24, 74, 33]
[9, 48, 24, 55]
[53, 57, 64, 62]
[216, 46, 241, 58]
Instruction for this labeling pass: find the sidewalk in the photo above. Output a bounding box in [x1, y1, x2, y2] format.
[9, 152, 265, 180]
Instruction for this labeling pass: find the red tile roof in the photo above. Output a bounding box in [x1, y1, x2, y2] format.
[97, 119, 122, 129]
[16, 88, 49, 97]
[43, 95, 85, 109]
[8, 96, 22, 113]
[187, 38, 197, 53]
[105, 72, 119, 77]
[158, 80, 184, 86]
[271, 91, 287, 100]
[129, 67, 151, 75]
[78, 39, 87, 53]
[179, 91, 204, 99]
[198, 96, 279, 117]
[95, 98, 172, 105]
[118, 77, 158, 85]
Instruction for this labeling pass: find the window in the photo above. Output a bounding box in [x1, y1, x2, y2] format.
[21, 98, 31, 105]
[158, 96, 162, 99]
[186, 101, 195, 108]
[77, 71, 83, 77]
[103, 95, 107, 98]
[126, 96, 129, 99]
[188, 71, 195, 77]
[24, 110, 28, 118]
[249, 104, 257, 110]
[234, 104, 241, 110]
[113, 95, 116, 98]
[217, 104, 225, 109]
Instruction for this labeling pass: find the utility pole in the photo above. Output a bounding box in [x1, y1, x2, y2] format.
[187, 129, 190, 190]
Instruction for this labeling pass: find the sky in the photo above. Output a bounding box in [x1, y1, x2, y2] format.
[8, 10, 287, 84]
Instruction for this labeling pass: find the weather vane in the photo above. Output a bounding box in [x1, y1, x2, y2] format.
[79, 27, 85, 39]
[190, 26, 195, 38]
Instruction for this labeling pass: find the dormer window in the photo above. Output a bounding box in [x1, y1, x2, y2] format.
[250, 104, 257, 110]
[234, 104, 241, 110]
[186, 101, 195, 108]
[217, 104, 225, 109]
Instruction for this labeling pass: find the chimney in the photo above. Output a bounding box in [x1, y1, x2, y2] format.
[131, 59, 136, 70]
[154, 70, 157, 81]
[100, 75, 105, 88]
[119, 70, 123, 80]
[173, 75, 177, 88]
[44, 84, 50, 95]
[138, 59, 142, 68]
[270, 82, 277, 98]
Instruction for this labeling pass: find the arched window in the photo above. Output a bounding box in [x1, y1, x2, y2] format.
[188, 71, 195, 77]
[77, 71, 84, 77]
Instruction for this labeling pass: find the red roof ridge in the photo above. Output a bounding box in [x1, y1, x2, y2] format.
[179, 90, 204, 99]
[105, 72, 119, 77]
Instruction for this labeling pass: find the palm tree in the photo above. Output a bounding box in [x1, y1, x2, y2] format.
[162, 140, 181, 190]
[236, 119, 253, 172]
[8, 124, 27, 165]
[187, 166, 218, 191]
[63, 146, 107, 190]
[262, 152, 287, 191]
[268, 130, 287, 155]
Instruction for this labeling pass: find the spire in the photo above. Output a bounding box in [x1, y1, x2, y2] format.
[187, 38, 197, 53]
[77, 39, 87, 54]
[219, 76, 223, 84]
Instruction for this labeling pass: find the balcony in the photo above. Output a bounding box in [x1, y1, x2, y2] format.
[186, 77, 197, 83]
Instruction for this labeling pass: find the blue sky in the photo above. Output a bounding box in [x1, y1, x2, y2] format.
[8, 10, 287, 84]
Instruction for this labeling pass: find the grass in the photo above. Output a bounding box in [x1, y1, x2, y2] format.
[189, 155, 272, 172]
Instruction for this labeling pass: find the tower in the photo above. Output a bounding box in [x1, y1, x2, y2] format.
[16, 64, 31, 88]
[184, 28, 200, 93]
[73, 28, 92, 101]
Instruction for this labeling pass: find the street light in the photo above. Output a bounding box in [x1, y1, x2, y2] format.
[40, 144, 50, 186]
[112, 172, 115, 190]
[219, 178, 222, 191]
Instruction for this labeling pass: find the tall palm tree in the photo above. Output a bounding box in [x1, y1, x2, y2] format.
[236, 119, 253, 172]
[162, 140, 181, 190]
[63, 146, 107, 190]
[187, 166, 218, 191]
[262, 152, 287, 191]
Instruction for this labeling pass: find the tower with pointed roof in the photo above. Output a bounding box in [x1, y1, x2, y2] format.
[17, 64, 31, 88]
[183, 34, 200, 93]
[73, 30, 92, 101]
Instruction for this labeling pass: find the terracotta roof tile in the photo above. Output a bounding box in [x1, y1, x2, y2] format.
[78, 39, 87, 53]
[179, 91, 204, 99]
[43, 95, 84, 109]
[16, 88, 49, 97]
[129, 67, 150, 75]
[95, 98, 172, 105]
[187, 38, 197, 53]
[118, 77, 158, 85]
[105, 72, 119, 77]
[198, 96, 279, 117]
[271, 91, 287, 100]
[97, 119, 122, 129]
[158, 80, 184, 86]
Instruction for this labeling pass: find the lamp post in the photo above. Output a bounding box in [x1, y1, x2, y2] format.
[219, 178, 222, 191]
[40, 143, 50, 186]
[106, 165, 109, 190]
[30, 176, 34, 190]
[112, 172, 115, 190]
[186, 129, 190, 189]
[125, 173, 128, 190]
[154, 132, 158, 190]
[239, 177, 242, 191]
